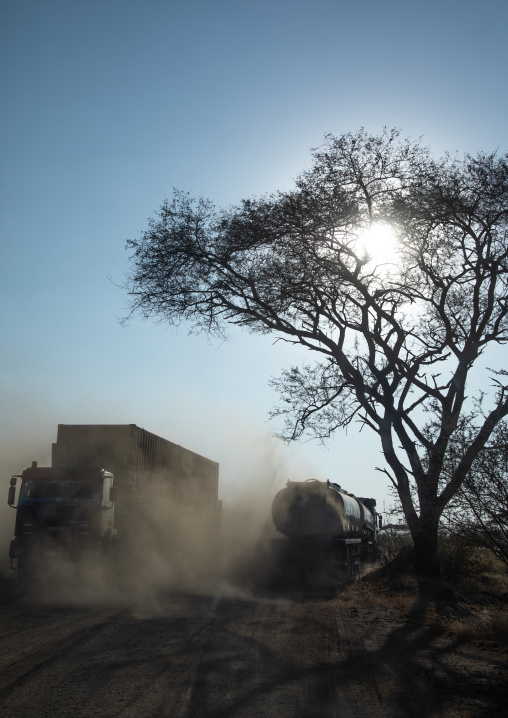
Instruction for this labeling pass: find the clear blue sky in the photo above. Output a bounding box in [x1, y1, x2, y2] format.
[1, 0, 507, 520]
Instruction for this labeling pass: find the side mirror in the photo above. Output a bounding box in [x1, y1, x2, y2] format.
[378, 514, 383, 528]
[10, 476, 18, 487]
[109, 486, 118, 503]
[8, 486, 16, 506]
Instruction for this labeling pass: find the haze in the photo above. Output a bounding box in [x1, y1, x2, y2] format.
[1, 0, 507, 557]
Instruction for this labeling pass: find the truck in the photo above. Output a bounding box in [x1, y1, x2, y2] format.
[271, 479, 381, 581]
[7, 424, 220, 581]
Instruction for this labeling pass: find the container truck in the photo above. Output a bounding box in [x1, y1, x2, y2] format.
[7, 424, 220, 581]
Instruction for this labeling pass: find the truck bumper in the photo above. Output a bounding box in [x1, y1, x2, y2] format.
[9, 535, 103, 570]
[9, 539, 30, 570]
[9, 539, 25, 560]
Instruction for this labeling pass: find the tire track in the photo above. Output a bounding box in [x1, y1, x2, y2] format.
[0, 608, 122, 697]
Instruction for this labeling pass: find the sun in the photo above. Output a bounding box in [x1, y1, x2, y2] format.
[359, 222, 398, 262]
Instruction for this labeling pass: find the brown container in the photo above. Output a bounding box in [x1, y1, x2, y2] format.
[52, 424, 219, 540]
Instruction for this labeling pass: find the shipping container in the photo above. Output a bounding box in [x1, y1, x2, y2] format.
[8, 424, 220, 580]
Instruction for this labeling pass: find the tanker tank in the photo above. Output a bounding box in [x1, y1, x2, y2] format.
[270, 479, 379, 581]
[272, 479, 376, 540]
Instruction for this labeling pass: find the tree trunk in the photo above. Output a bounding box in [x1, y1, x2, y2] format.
[411, 521, 441, 581]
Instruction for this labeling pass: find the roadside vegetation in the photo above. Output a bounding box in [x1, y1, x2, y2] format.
[349, 532, 508, 648]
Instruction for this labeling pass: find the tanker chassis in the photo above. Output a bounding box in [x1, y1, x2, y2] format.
[7, 424, 219, 581]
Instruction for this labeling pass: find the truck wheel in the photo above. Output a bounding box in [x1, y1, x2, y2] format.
[100, 529, 112, 553]
[100, 530, 118, 559]
[16, 559, 35, 587]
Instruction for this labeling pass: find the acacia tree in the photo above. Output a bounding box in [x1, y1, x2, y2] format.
[125, 128, 508, 579]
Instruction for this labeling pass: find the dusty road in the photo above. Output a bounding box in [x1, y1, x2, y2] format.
[0, 575, 506, 718]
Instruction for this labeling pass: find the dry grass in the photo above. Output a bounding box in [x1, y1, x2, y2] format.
[444, 606, 508, 642]
[340, 551, 508, 647]
[340, 565, 417, 615]
[442, 570, 508, 644]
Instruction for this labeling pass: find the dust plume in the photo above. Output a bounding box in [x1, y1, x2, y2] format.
[12, 479, 275, 611]
[1, 421, 319, 611]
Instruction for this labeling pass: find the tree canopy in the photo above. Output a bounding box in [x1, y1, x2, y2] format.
[125, 128, 508, 578]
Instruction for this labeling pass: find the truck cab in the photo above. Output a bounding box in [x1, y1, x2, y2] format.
[8, 462, 117, 579]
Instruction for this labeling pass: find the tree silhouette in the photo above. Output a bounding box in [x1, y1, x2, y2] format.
[125, 128, 508, 579]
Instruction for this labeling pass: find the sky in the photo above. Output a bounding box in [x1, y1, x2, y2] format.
[1, 0, 507, 533]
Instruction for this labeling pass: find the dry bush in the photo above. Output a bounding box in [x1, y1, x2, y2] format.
[340, 578, 383, 611]
[341, 555, 418, 616]
[377, 527, 413, 565]
[438, 535, 497, 584]
[439, 561, 508, 643]
[444, 605, 508, 643]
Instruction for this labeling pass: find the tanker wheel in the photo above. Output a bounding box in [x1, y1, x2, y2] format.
[346, 546, 358, 580]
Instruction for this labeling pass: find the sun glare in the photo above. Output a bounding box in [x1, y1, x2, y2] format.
[359, 223, 398, 261]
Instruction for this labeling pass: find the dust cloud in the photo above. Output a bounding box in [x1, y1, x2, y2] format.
[1, 421, 316, 612]
[6, 482, 279, 612]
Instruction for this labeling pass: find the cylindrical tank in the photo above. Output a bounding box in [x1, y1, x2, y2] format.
[272, 479, 375, 540]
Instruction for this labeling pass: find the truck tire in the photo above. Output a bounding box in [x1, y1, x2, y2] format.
[16, 558, 35, 587]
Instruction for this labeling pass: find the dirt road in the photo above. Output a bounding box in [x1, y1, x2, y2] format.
[0, 575, 506, 718]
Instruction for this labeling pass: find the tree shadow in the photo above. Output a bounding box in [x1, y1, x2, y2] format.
[1, 584, 506, 718]
[181, 589, 508, 718]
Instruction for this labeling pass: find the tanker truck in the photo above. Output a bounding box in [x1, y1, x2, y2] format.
[271, 479, 381, 580]
[7, 424, 220, 582]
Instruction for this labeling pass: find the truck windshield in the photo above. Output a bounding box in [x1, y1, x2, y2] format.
[18, 481, 101, 505]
